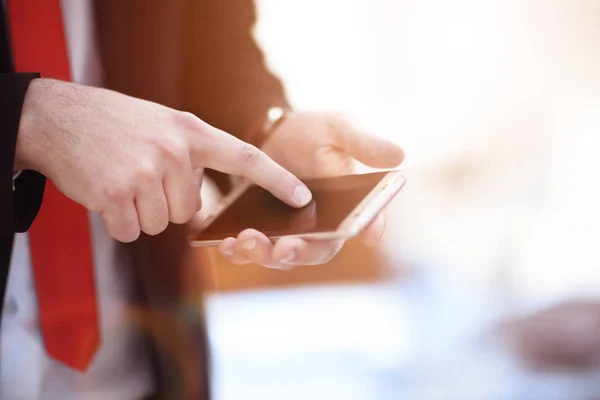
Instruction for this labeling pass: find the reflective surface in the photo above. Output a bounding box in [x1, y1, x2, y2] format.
[196, 172, 389, 240]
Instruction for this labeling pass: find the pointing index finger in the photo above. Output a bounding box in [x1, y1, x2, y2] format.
[189, 120, 312, 208]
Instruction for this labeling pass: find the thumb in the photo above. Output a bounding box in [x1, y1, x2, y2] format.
[334, 118, 405, 168]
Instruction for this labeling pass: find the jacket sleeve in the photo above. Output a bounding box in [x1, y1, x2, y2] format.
[0, 73, 46, 234]
[179, 0, 291, 139]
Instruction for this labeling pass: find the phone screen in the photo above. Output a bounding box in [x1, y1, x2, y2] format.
[194, 172, 389, 241]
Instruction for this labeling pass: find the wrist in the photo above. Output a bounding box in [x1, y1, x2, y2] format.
[14, 78, 52, 173]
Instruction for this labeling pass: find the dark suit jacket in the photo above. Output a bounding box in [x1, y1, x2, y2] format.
[1, 1, 290, 399]
[0, 2, 47, 347]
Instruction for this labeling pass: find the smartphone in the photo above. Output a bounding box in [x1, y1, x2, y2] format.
[190, 170, 406, 247]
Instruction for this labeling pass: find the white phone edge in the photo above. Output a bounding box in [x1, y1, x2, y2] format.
[189, 169, 406, 248]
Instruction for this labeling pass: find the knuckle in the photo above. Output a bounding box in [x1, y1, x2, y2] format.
[171, 110, 213, 158]
[135, 162, 160, 186]
[238, 143, 261, 165]
[101, 184, 132, 205]
[173, 111, 202, 132]
[156, 137, 189, 168]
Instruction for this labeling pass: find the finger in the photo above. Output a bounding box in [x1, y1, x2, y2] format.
[362, 213, 386, 246]
[189, 120, 312, 208]
[272, 237, 344, 267]
[232, 229, 280, 268]
[358, 212, 386, 247]
[102, 201, 141, 243]
[135, 181, 169, 236]
[218, 237, 252, 265]
[164, 157, 199, 224]
[332, 117, 405, 168]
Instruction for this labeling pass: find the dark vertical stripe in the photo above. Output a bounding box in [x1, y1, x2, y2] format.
[0, 0, 14, 72]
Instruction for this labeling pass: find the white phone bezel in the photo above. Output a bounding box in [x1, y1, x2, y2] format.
[189, 170, 406, 247]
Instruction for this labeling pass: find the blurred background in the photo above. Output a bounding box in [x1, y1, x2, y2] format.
[195, 0, 600, 398]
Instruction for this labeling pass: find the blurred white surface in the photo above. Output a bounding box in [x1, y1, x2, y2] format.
[207, 283, 600, 400]
[207, 285, 415, 400]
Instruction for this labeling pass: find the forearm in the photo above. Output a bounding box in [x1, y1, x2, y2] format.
[0, 73, 46, 234]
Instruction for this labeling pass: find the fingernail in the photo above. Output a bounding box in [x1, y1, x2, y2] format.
[222, 248, 234, 256]
[281, 250, 295, 264]
[242, 240, 256, 251]
[293, 185, 312, 206]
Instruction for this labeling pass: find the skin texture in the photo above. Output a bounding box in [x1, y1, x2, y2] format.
[216, 111, 405, 270]
[15, 79, 312, 243]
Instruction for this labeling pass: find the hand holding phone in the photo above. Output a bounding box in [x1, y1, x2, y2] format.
[191, 170, 406, 247]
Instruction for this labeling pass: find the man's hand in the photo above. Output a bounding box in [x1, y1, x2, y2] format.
[217, 111, 404, 269]
[15, 79, 312, 242]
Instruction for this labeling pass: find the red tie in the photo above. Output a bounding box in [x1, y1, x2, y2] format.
[8, 0, 100, 372]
